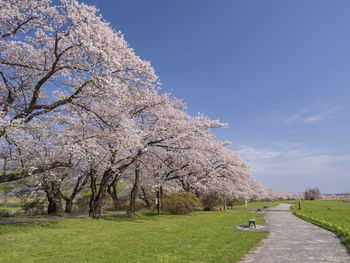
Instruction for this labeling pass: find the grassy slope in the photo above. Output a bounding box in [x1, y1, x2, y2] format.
[233, 201, 278, 210]
[0, 211, 268, 263]
[293, 200, 350, 249]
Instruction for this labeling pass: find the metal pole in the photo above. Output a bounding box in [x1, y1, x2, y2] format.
[156, 190, 160, 215]
[160, 185, 163, 211]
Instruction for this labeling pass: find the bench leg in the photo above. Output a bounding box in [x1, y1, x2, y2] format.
[248, 221, 256, 228]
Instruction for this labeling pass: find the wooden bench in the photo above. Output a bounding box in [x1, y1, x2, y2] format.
[248, 218, 256, 228]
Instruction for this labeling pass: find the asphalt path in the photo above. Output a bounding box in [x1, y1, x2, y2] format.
[240, 203, 350, 263]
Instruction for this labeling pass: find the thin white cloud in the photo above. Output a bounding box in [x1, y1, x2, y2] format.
[232, 143, 350, 193]
[285, 114, 301, 123]
[276, 105, 341, 125]
[236, 146, 280, 160]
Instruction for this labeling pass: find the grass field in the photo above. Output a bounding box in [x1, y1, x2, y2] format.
[0, 211, 267, 263]
[233, 201, 278, 210]
[273, 200, 295, 204]
[293, 200, 350, 249]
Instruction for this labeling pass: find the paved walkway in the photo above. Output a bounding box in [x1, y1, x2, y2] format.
[241, 203, 350, 263]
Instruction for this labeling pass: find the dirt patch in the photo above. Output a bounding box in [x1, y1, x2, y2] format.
[234, 224, 269, 232]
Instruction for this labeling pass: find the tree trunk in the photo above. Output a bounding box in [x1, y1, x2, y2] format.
[47, 200, 56, 214]
[89, 169, 97, 216]
[42, 177, 63, 214]
[3, 194, 8, 206]
[47, 196, 63, 214]
[45, 188, 63, 214]
[107, 182, 120, 210]
[140, 186, 151, 209]
[63, 173, 89, 213]
[89, 152, 141, 218]
[65, 199, 73, 213]
[111, 194, 119, 210]
[127, 164, 140, 217]
[90, 191, 105, 218]
[89, 168, 113, 218]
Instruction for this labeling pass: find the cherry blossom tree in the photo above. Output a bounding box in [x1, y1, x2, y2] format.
[0, 0, 158, 183]
[0, 0, 300, 217]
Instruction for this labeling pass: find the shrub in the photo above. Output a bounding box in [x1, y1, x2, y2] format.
[201, 193, 222, 211]
[304, 187, 321, 200]
[75, 192, 91, 212]
[0, 209, 10, 217]
[228, 197, 244, 206]
[114, 199, 130, 211]
[20, 198, 45, 215]
[162, 191, 201, 214]
[259, 198, 273, 202]
[13, 210, 26, 217]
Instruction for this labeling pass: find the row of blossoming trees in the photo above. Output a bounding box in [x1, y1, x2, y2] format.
[0, 0, 300, 218]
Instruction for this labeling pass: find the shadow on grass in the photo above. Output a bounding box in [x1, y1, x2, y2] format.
[99, 211, 205, 224]
[0, 220, 60, 235]
[99, 212, 159, 223]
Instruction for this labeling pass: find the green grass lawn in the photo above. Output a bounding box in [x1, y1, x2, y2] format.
[293, 200, 350, 249]
[233, 201, 278, 210]
[273, 200, 295, 204]
[0, 211, 268, 263]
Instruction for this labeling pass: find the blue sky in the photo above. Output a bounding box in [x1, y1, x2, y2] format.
[83, 0, 350, 194]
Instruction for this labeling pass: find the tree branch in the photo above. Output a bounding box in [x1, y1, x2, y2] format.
[0, 161, 72, 183]
[0, 17, 35, 39]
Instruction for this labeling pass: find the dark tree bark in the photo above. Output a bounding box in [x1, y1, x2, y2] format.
[140, 186, 151, 209]
[127, 164, 140, 217]
[64, 199, 74, 213]
[89, 150, 142, 219]
[107, 177, 120, 210]
[42, 176, 63, 214]
[62, 173, 89, 213]
[89, 169, 97, 216]
[89, 168, 114, 218]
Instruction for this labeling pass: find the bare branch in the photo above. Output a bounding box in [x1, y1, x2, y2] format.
[0, 17, 36, 39]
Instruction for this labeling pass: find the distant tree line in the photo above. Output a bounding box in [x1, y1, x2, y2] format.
[304, 187, 321, 200]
